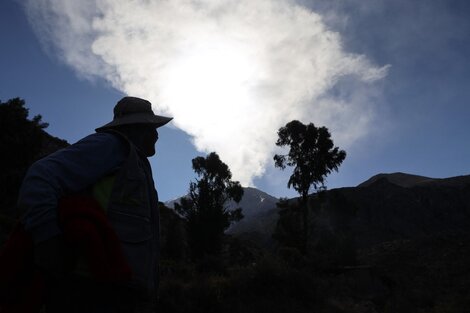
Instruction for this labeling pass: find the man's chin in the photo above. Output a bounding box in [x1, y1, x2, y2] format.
[146, 149, 156, 157]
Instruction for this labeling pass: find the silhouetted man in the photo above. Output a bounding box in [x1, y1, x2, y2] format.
[17, 96, 172, 313]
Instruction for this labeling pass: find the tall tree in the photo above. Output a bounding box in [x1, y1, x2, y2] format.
[175, 152, 243, 259]
[273, 120, 346, 253]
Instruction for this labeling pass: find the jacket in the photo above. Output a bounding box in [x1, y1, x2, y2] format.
[105, 131, 160, 293]
[18, 132, 127, 242]
[17, 131, 160, 293]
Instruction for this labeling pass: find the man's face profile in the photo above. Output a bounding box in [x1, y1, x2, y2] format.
[138, 124, 159, 157]
[118, 123, 159, 157]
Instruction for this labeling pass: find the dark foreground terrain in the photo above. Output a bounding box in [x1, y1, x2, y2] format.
[157, 172, 470, 313]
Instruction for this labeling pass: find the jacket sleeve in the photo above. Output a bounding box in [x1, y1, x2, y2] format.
[18, 132, 128, 243]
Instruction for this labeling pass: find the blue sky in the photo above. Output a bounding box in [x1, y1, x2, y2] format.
[1, 0, 469, 201]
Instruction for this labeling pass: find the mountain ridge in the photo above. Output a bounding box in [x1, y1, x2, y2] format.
[358, 171, 470, 188]
[165, 172, 470, 247]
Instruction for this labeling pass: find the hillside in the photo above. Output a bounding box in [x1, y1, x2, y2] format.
[275, 172, 470, 250]
[158, 172, 470, 312]
[270, 172, 470, 311]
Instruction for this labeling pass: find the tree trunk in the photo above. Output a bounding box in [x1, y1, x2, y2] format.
[301, 193, 309, 254]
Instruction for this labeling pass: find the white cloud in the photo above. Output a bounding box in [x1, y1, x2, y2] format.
[25, 0, 389, 185]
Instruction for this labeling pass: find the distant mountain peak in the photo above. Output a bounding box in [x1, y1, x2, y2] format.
[165, 186, 278, 215]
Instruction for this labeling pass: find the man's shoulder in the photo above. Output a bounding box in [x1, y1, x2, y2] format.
[71, 131, 126, 150]
[38, 131, 129, 164]
[78, 131, 125, 145]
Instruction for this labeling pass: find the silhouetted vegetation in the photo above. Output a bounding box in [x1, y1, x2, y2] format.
[175, 152, 244, 259]
[274, 120, 346, 253]
[0, 98, 67, 234]
[159, 203, 188, 261]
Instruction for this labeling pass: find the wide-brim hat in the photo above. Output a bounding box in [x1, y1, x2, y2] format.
[96, 96, 173, 132]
